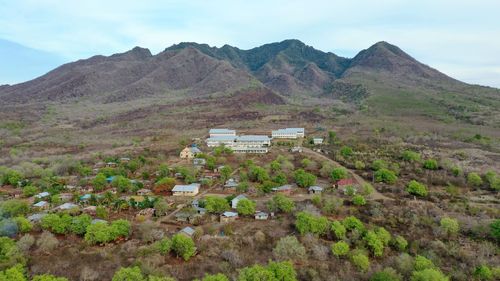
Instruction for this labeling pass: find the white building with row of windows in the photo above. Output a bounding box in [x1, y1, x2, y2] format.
[271, 128, 305, 139]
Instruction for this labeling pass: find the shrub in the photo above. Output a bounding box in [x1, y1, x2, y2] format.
[340, 146, 353, 157]
[295, 212, 329, 236]
[267, 194, 295, 213]
[331, 221, 346, 240]
[423, 159, 438, 170]
[16, 234, 35, 253]
[112, 266, 144, 281]
[236, 199, 256, 216]
[370, 267, 402, 281]
[331, 167, 348, 181]
[360, 183, 374, 196]
[410, 268, 448, 281]
[0, 200, 29, 218]
[92, 173, 107, 191]
[364, 231, 384, 257]
[392, 235, 408, 251]
[0, 237, 25, 269]
[406, 180, 428, 197]
[13, 217, 32, 233]
[474, 265, 493, 281]
[352, 195, 366, 206]
[154, 238, 172, 255]
[439, 217, 459, 237]
[22, 185, 38, 197]
[490, 219, 500, 241]
[273, 236, 306, 261]
[171, 233, 196, 261]
[402, 150, 421, 163]
[32, 274, 69, 281]
[374, 169, 397, 184]
[41, 214, 72, 234]
[201, 273, 229, 281]
[467, 172, 483, 188]
[372, 160, 388, 171]
[414, 255, 434, 271]
[238, 261, 297, 281]
[36, 231, 59, 253]
[84, 222, 112, 245]
[342, 216, 364, 232]
[154, 177, 176, 192]
[112, 176, 132, 193]
[70, 214, 92, 235]
[110, 219, 131, 238]
[0, 264, 26, 280]
[375, 227, 391, 246]
[355, 161, 366, 170]
[351, 252, 370, 272]
[331, 241, 349, 258]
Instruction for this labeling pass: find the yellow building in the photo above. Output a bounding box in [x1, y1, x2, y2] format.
[180, 146, 202, 159]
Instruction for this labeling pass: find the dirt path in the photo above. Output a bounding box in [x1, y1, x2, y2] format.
[301, 148, 393, 201]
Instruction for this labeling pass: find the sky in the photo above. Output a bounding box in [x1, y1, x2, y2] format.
[0, 0, 499, 87]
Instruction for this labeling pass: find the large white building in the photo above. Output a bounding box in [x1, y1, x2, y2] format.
[172, 183, 200, 196]
[206, 135, 237, 147]
[209, 129, 236, 138]
[236, 135, 271, 147]
[271, 128, 305, 139]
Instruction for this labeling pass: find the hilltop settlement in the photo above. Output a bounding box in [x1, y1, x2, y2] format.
[0, 125, 499, 281]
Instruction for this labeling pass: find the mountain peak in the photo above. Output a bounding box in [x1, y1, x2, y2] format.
[110, 46, 152, 60]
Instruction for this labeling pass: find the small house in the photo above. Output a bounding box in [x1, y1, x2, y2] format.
[137, 188, 152, 196]
[255, 211, 269, 220]
[290, 147, 303, 153]
[313, 137, 324, 145]
[231, 194, 247, 209]
[120, 157, 131, 163]
[335, 178, 358, 189]
[33, 201, 49, 210]
[308, 186, 323, 194]
[137, 208, 155, 219]
[35, 191, 50, 199]
[80, 194, 92, 202]
[56, 202, 79, 211]
[272, 185, 293, 195]
[28, 213, 46, 223]
[59, 193, 73, 202]
[175, 212, 202, 223]
[91, 219, 108, 225]
[220, 211, 238, 223]
[179, 226, 195, 237]
[83, 206, 97, 215]
[106, 162, 117, 168]
[193, 158, 206, 166]
[224, 178, 239, 188]
[180, 146, 202, 159]
[172, 183, 200, 196]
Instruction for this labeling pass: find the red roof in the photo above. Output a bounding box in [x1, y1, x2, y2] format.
[336, 178, 357, 186]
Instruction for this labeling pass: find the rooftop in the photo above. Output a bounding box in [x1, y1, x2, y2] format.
[172, 183, 201, 192]
[236, 135, 271, 142]
[272, 128, 304, 133]
[209, 128, 236, 134]
[206, 135, 237, 141]
[180, 226, 195, 236]
[222, 211, 238, 217]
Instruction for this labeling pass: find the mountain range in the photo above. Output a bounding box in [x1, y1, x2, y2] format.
[0, 39, 499, 159]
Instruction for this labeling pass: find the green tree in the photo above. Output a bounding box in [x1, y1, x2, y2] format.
[154, 177, 176, 192]
[248, 166, 269, 183]
[220, 166, 233, 182]
[351, 253, 370, 272]
[41, 214, 72, 234]
[467, 172, 483, 188]
[236, 199, 256, 216]
[273, 172, 287, 185]
[352, 195, 366, 206]
[70, 214, 92, 235]
[32, 275, 69, 281]
[92, 173, 107, 191]
[22, 185, 38, 197]
[171, 234, 196, 261]
[267, 194, 295, 213]
[13, 217, 32, 233]
[267, 261, 297, 281]
[237, 264, 275, 281]
[272, 236, 306, 261]
[270, 160, 281, 173]
[2, 170, 23, 186]
[84, 222, 112, 245]
[364, 231, 384, 257]
[439, 217, 459, 236]
[474, 265, 493, 281]
[331, 241, 349, 258]
[391, 235, 408, 251]
[331, 221, 346, 239]
[205, 196, 230, 214]
[112, 176, 131, 193]
[157, 164, 170, 178]
[110, 219, 131, 238]
[414, 255, 434, 271]
[331, 167, 348, 181]
[112, 266, 144, 281]
[372, 160, 388, 171]
[293, 169, 316, 188]
[406, 180, 428, 197]
[410, 268, 448, 281]
[490, 219, 500, 241]
[0, 237, 25, 270]
[0, 200, 29, 218]
[201, 273, 229, 281]
[355, 161, 366, 170]
[340, 146, 353, 157]
[295, 212, 329, 236]
[0, 264, 27, 281]
[374, 169, 397, 184]
[153, 238, 172, 255]
[342, 216, 365, 232]
[375, 227, 391, 246]
[423, 159, 438, 170]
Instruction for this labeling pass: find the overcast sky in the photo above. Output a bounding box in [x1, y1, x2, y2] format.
[1, 0, 499, 87]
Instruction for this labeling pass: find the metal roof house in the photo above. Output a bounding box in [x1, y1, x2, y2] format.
[209, 128, 237, 138]
[180, 146, 202, 159]
[231, 194, 247, 209]
[255, 211, 269, 220]
[172, 183, 200, 196]
[272, 184, 293, 195]
[179, 226, 195, 236]
[271, 128, 305, 139]
[33, 201, 49, 209]
[206, 135, 237, 147]
[308, 186, 324, 194]
[56, 202, 79, 211]
[220, 211, 239, 223]
[235, 135, 271, 147]
[313, 137, 324, 145]
[35, 191, 50, 199]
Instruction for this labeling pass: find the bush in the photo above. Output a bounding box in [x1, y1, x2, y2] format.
[70, 214, 92, 235]
[0, 237, 25, 269]
[364, 231, 384, 257]
[474, 265, 493, 281]
[372, 160, 388, 171]
[84, 222, 112, 245]
[92, 173, 107, 191]
[171, 234, 196, 261]
[414, 255, 434, 271]
[295, 212, 329, 236]
[402, 150, 421, 163]
[391, 235, 408, 251]
[331, 241, 349, 258]
[273, 236, 306, 261]
[154, 238, 172, 255]
[16, 234, 35, 253]
[340, 146, 353, 157]
[201, 273, 229, 281]
[236, 199, 256, 216]
[439, 217, 459, 236]
[467, 172, 483, 188]
[406, 180, 428, 197]
[41, 214, 72, 234]
[0, 264, 26, 280]
[112, 176, 132, 193]
[22, 185, 38, 197]
[354, 161, 366, 170]
[352, 195, 366, 206]
[238, 261, 297, 281]
[154, 177, 176, 192]
[490, 219, 500, 241]
[331, 221, 346, 240]
[374, 169, 397, 184]
[342, 216, 364, 232]
[376, 227, 391, 246]
[267, 194, 295, 213]
[360, 183, 374, 196]
[410, 268, 448, 281]
[423, 159, 438, 170]
[331, 167, 348, 181]
[370, 267, 402, 281]
[13, 217, 32, 233]
[351, 252, 370, 272]
[112, 266, 144, 281]
[0, 200, 29, 218]
[32, 274, 69, 281]
[36, 231, 59, 253]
